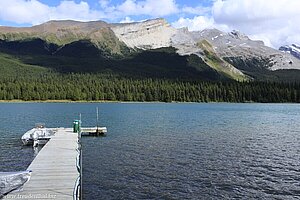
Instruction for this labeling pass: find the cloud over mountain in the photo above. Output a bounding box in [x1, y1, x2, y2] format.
[173, 0, 300, 48]
[0, 0, 102, 25]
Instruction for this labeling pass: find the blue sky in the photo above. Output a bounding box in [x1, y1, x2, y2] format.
[0, 0, 299, 48]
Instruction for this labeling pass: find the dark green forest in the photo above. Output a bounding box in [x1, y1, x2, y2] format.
[0, 71, 300, 103]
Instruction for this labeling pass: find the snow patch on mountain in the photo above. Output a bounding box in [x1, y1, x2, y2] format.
[279, 44, 300, 60]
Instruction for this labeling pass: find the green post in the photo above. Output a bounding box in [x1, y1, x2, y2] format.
[73, 120, 79, 133]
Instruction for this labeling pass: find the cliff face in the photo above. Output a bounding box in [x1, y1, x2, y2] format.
[111, 18, 177, 49]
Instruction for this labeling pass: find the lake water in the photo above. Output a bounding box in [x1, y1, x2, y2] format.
[0, 103, 300, 199]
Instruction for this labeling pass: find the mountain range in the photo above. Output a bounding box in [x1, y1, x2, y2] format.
[0, 18, 300, 82]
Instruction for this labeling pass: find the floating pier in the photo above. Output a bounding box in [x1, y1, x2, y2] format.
[7, 128, 79, 200]
[81, 127, 107, 136]
[5, 126, 107, 200]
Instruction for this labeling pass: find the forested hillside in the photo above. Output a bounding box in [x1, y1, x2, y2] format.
[1, 50, 300, 103]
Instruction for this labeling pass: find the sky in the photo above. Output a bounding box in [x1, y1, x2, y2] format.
[0, 0, 299, 48]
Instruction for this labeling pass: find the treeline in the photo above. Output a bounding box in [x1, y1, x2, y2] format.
[0, 72, 300, 103]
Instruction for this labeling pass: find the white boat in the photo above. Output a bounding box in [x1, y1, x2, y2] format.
[21, 124, 55, 146]
[0, 170, 32, 198]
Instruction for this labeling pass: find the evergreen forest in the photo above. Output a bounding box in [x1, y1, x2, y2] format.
[0, 71, 300, 103]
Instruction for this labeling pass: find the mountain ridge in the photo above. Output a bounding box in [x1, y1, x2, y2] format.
[0, 18, 300, 82]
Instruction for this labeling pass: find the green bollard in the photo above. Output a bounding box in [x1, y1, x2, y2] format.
[73, 120, 79, 133]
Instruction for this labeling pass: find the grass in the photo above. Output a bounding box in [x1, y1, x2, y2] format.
[0, 53, 49, 79]
[197, 40, 248, 81]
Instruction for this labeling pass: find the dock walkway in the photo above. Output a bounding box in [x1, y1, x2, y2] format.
[8, 128, 79, 200]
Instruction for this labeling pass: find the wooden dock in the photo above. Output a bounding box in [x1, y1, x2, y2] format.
[8, 128, 80, 200]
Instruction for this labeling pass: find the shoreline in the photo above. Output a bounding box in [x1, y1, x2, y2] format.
[0, 100, 299, 104]
[0, 100, 168, 103]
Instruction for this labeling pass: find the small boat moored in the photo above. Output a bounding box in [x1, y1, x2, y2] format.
[21, 123, 55, 147]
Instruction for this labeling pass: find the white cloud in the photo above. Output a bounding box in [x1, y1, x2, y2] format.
[213, 0, 300, 24]
[49, 1, 103, 22]
[102, 0, 179, 18]
[181, 5, 211, 15]
[172, 15, 231, 34]
[0, 0, 179, 25]
[119, 17, 134, 23]
[249, 34, 273, 48]
[99, 0, 111, 8]
[212, 0, 300, 47]
[0, 0, 103, 25]
[172, 16, 216, 31]
[0, 0, 50, 25]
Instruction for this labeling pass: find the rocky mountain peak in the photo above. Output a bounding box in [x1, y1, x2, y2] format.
[109, 19, 300, 71]
[279, 44, 300, 60]
[229, 30, 249, 40]
[111, 18, 176, 49]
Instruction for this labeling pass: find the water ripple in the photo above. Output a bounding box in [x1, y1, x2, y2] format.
[80, 103, 300, 199]
[0, 103, 300, 199]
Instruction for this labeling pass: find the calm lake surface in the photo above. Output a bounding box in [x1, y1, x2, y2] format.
[0, 103, 300, 199]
